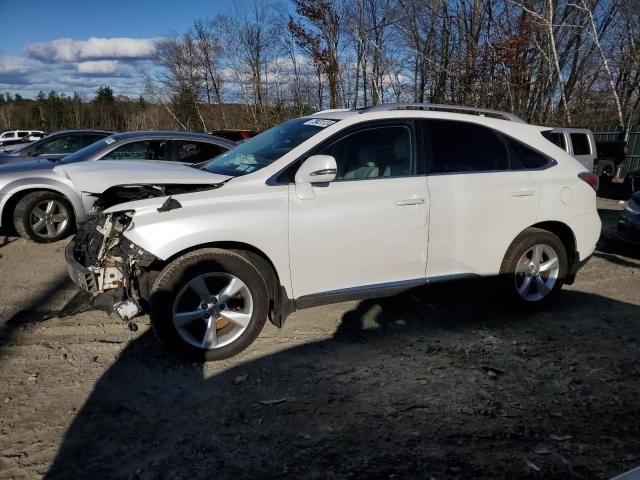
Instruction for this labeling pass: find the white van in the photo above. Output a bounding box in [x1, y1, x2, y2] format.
[0, 129, 45, 146]
[541, 127, 597, 174]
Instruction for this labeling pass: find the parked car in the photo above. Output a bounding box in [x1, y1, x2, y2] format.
[540, 127, 631, 188]
[617, 192, 640, 243]
[541, 127, 597, 174]
[0, 129, 45, 147]
[623, 167, 639, 194]
[65, 103, 601, 361]
[594, 139, 627, 186]
[0, 129, 113, 164]
[0, 131, 236, 242]
[208, 129, 258, 142]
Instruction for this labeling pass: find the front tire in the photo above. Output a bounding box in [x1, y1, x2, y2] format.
[500, 228, 568, 309]
[149, 248, 269, 361]
[13, 191, 75, 243]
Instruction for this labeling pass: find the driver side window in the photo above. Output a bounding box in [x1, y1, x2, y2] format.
[101, 140, 168, 160]
[35, 135, 82, 154]
[317, 125, 413, 180]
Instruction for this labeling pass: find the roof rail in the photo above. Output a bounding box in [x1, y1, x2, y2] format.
[358, 103, 526, 123]
[312, 108, 351, 115]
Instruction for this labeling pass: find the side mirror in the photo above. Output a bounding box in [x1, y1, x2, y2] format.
[295, 154, 337, 185]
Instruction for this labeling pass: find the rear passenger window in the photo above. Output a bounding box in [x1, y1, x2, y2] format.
[102, 140, 168, 160]
[175, 141, 225, 163]
[507, 137, 550, 169]
[570, 133, 591, 155]
[82, 134, 108, 147]
[427, 120, 509, 173]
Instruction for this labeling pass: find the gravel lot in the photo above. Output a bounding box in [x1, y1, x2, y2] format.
[0, 197, 638, 480]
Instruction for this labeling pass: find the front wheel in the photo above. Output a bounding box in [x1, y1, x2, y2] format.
[13, 191, 75, 243]
[149, 248, 269, 361]
[500, 228, 568, 309]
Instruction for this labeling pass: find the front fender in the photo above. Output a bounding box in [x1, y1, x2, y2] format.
[0, 177, 87, 227]
[121, 186, 293, 297]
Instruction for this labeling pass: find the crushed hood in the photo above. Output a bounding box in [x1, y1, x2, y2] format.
[53, 160, 230, 194]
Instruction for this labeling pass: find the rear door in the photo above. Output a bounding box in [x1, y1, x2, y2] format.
[424, 120, 540, 278]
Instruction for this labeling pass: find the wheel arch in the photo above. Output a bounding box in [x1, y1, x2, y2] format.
[1, 187, 79, 231]
[504, 221, 578, 280]
[529, 221, 577, 266]
[149, 241, 291, 327]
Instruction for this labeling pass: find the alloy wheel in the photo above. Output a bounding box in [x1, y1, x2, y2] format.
[30, 200, 69, 239]
[172, 273, 253, 350]
[515, 243, 560, 302]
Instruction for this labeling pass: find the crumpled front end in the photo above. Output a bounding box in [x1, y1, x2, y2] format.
[65, 211, 156, 321]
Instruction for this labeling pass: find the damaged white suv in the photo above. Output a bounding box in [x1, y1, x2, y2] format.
[65, 104, 601, 361]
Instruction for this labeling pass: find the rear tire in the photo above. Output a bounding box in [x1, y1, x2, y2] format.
[13, 191, 75, 243]
[149, 248, 269, 362]
[500, 228, 568, 310]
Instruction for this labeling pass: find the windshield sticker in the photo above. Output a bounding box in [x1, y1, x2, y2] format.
[104, 137, 116, 145]
[303, 119, 337, 128]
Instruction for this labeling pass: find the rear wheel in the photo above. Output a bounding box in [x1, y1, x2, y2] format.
[13, 191, 75, 243]
[597, 160, 615, 188]
[500, 228, 568, 309]
[149, 248, 269, 361]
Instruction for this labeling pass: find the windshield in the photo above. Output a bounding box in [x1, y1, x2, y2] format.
[57, 138, 112, 164]
[202, 118, 339, 176]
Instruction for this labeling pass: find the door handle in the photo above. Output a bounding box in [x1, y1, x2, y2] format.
[509, 189, 536, 197]
[395, 198, 426, 206]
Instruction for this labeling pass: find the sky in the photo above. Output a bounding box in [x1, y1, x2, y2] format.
[0, 0, 241, 99]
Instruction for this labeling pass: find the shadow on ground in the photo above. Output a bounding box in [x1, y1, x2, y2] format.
[0, 234, 18, 254]
[42, 282, 640, 480]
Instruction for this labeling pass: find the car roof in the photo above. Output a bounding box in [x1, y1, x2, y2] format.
[48, 129, 114, 136]
[106, 131, 237, 147]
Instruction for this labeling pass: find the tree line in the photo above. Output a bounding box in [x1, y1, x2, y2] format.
[2, 0, 639, 133]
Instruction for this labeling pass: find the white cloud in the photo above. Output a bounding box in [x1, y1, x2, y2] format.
[25, 37, 164, 62]
[76, 60, 119, 74]
[0, 56, 37, 75]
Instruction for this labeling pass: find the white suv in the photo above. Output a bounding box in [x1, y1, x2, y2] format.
[0, 129, 45, 146]
[65, 104, 602, 361]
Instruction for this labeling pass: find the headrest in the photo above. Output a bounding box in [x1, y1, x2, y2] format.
[394, 136, 409, 162]
[357, 144, 376, 166]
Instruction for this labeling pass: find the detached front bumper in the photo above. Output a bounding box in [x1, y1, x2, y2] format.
[65, 240, 99, 292]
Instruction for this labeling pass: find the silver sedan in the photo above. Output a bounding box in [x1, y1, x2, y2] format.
[0, 131, 236, 243]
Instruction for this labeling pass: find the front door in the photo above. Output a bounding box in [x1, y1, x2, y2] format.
[288, 121, 429, 298]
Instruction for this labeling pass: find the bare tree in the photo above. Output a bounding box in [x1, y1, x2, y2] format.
[289, 0, 344, 108]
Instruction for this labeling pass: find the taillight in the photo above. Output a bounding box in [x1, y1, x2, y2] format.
[579, 172, 599, 190]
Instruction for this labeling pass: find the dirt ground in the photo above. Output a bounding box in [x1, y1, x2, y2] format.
[0, 197, 638, 480]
